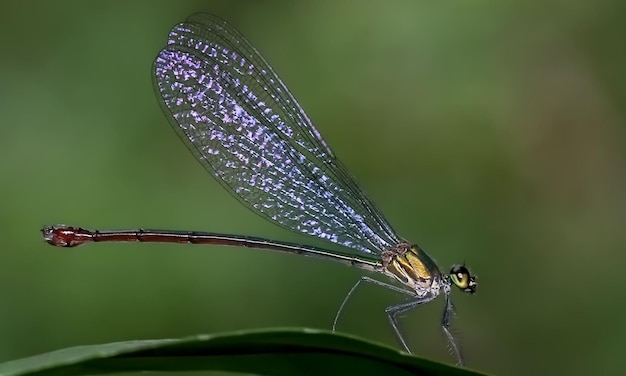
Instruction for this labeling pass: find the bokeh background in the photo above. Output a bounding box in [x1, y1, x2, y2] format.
[1, 1, 624, 375]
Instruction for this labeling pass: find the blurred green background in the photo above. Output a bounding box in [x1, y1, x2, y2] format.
[1, 0, 624, 375]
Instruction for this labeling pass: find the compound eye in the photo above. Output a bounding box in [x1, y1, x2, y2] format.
[449, 265, 476, 293]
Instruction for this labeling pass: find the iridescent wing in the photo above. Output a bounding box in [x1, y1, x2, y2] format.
[153, 13, 401, 254]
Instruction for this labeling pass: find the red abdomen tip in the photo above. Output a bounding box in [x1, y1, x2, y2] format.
[41, 225, 91, 247]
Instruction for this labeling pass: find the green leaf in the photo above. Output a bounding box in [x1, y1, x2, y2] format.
[0, 328, 488, 376]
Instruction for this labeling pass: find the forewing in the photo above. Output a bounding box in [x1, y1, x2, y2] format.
[153, 14, 401, 253]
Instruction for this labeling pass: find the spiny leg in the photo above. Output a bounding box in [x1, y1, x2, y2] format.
[385, 294, 437, 353]
[333, 276, 413, 332]
[441, 292, 464, 366]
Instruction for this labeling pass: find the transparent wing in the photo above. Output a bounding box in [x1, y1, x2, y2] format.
[153, 13, 401, 254]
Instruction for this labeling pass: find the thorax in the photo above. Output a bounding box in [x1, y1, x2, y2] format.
[382, 243, 443, 297]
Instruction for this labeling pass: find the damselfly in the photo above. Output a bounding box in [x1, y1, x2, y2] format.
[42, 13, 477, 366]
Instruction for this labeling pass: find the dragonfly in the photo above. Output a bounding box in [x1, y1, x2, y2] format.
[42, 13, 477, 366]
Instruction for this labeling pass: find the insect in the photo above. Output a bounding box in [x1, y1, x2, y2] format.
[42, 13, 477, 365]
